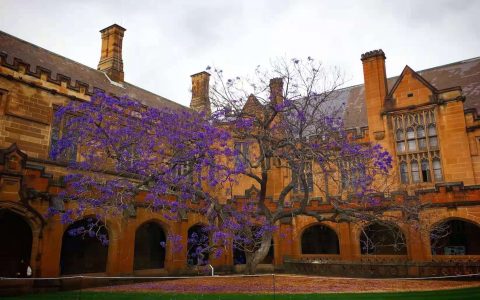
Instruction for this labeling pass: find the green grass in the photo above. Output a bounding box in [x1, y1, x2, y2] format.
[5, 286, 480, 300]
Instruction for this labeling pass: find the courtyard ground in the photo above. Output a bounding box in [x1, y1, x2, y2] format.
[84, 274, 480, 294]
[4, 274, 480, 299]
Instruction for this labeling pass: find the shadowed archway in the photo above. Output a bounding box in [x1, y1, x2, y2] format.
[134, 221, 166, 270]
[187, 225, 209, 266]
[430, 219, 480, 255]
[60, 218, 109, 275]
[360, 222, 407, 255]
[301, 224, 339, 254]
[0, 210, 32, 277]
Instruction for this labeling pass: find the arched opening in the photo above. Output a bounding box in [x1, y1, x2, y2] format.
[233, 246, 246, 265]
[60, 218, 109, 275]
[187, 225, 209, 266]
[262, 239, 274, 264]
[360, 223, 407, 255]
[301, 224, 339, 254]
[232, 240, 274, 264]
[134, 222, 166, 270]
[430, 219, 480, 255]
[232, 226, 275, 265]
[0, 210, 32, 277]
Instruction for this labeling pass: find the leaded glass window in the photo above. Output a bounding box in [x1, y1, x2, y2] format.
[400, 161, 409, 184]
[392, 109, 443, 184]
[293, 161, 314, 193]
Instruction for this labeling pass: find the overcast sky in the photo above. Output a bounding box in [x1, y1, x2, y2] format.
[0, 0, 479, 106]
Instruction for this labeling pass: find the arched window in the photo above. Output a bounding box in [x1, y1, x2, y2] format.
[428, 124, 438, 148]
[431, 219, 480, 255]
[360, 223, 407, 255]
[406, 128, 416, 151]
[60, 218, 108, 275]
[411, 160, 420, 183]
[0, 211, 32, 277]
[396, 129, 404, 140]
[433, 158, 443, 181]
[134, 222, 166, 270]
[301, 225, 339, 254]
[417, 126, 426, 150]
[396, 129, 405, 153]
[400, 162, 409, 184]
[421, 159, 431, 182]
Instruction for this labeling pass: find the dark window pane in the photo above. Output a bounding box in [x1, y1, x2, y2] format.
[421, 160, 431, 182]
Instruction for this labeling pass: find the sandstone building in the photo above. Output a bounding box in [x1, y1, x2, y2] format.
[1, 24, 480, 280]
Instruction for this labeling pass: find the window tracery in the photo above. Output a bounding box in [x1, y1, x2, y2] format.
[392, 109, 443, 184]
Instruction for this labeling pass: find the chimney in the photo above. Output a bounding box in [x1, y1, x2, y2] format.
[190, 71, 211, 117]
[361, 49, 387, 137]
[97, 24, 126, 82]
[269, 77, 283, 105]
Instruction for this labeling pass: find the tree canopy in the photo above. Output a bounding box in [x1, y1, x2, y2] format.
[50, 57, 411, 274]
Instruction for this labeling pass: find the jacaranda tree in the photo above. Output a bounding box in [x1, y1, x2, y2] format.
[50, 57, 416, 274]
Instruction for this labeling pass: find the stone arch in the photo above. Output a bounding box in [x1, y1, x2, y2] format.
[359, 222, 407, 255]
[262, 238, 274, 264]
[430, 217, 480, 255]
[232, 225, 275, 265]
[0, 202, 43, 277]
[187, 223, 209, 266]
[134, 220, 167, 270]
[300, 223, 340, 254]
[0, 210, 33, 277]
[60, 217, 109, 275]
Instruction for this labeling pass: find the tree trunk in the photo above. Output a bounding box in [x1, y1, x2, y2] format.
[244, 231, 273, 275]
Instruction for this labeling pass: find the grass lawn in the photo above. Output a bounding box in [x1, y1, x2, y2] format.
[5, 286, 480, 300]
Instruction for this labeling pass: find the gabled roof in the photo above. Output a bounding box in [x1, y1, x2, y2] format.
[339, 56, 480, 129]
[386, 65, 438, 99]
[242, 94, 263, 114]
[0, 30, 185, 110]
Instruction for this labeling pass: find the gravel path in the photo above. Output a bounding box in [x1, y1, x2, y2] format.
[87, 274, 480, 294]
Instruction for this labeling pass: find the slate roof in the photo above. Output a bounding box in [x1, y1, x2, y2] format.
[0, 30, 185, 110]
[339, 56, 480, 129]
[1, 29, 478, 128]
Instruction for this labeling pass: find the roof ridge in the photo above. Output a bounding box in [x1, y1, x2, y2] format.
[0, 30, 102, 75]
[0, 29, 186, 108]
[123, 81, 184, 108]
[417, 56, 480, 74]
[336, 55, 480, 93]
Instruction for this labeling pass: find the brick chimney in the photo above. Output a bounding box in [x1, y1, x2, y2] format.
[269, 77, 283, 105]
[98, 24, 126, 82]
[361, 49, 387, 137]
[190, 71, 211, 116]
